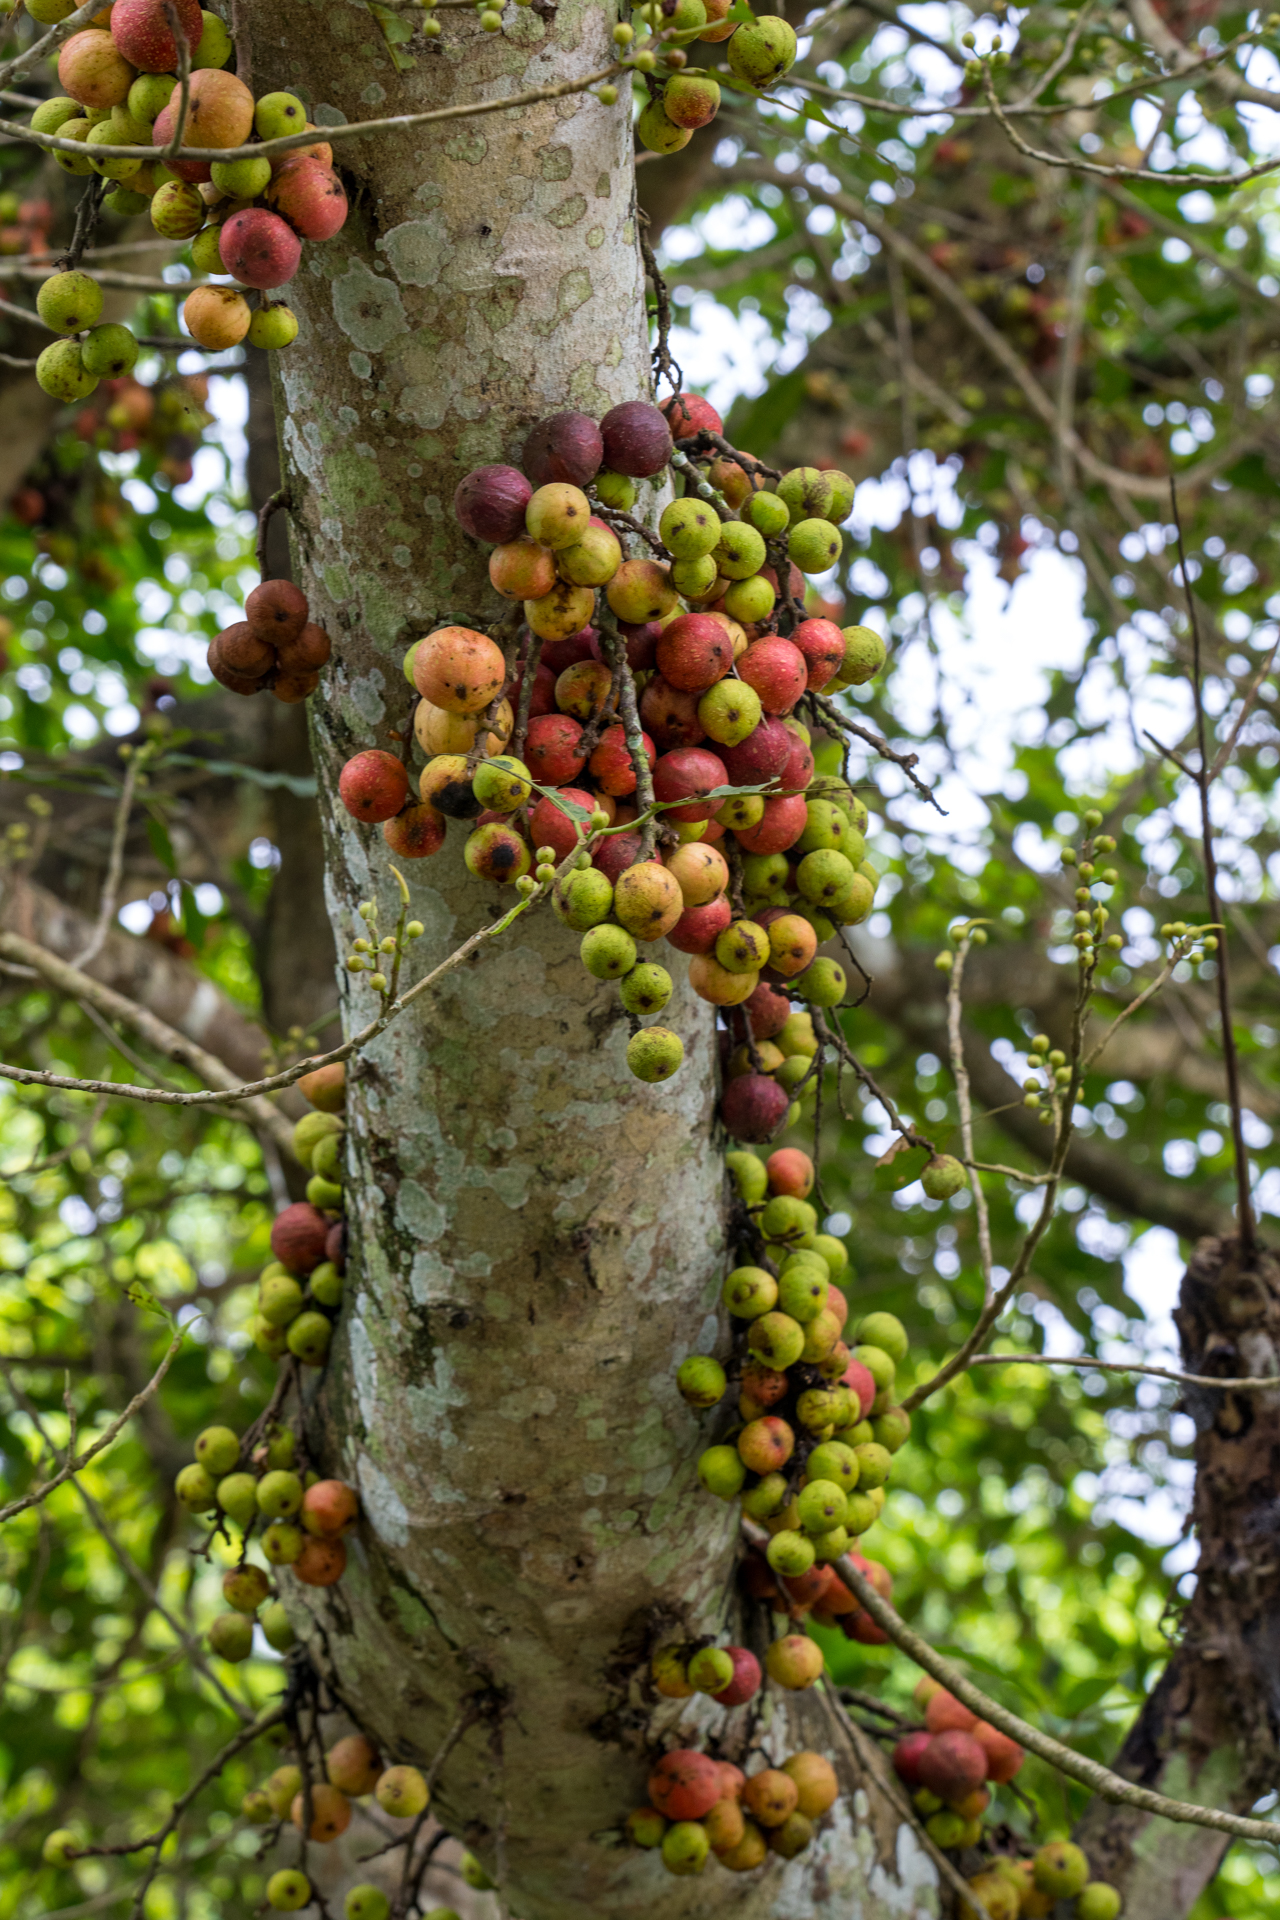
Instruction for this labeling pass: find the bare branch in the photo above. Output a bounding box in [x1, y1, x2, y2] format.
[967, 1351, 1280, 1392]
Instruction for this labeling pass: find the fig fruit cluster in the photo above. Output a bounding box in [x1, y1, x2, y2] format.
[631, 1, 798, 155]
[248, 1063, 347, 1363]
[336, 394, 888, 1090]
[207, 574, 332, 704]
[251, 1740, 432, 1907]
[626, 1745, 840, 1876]
[956, 1837, 1122, 1920]
[174, 1412, 360, 1653]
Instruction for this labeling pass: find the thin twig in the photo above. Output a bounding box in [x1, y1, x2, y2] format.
[807, 690, 945, 813]
[1170, 476, 1255, 1252]
[161, 0, 191, 161]
[945, 935, 993, 1302]
[71, 749, 145, 971]
[966, 1351, 1280, 1392]
[256, 488, 291, 579]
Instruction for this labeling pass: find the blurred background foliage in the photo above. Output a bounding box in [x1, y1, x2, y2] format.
[3, 0, 1280, 1910]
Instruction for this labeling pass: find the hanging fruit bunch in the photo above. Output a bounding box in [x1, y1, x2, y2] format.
[207, 573, 333, 704]
[625, 1745, 842, 1876]
[335, 392, 887, 1088]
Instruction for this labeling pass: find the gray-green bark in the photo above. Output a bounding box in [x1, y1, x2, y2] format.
[243, 0, 941, 1909]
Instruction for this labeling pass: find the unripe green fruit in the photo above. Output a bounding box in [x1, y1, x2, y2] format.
[747, 1311, 805, 1370]
[852, 1441, 892, 1490]
[698, 676, 762, 746]
[761, 1194, 818, 1247]
[287, 1311, 332, 1366]
[626, 1806, 667, 1846]
[742, 1471, 790, 1519]
[811, 1523, 850, 1561]
[31, 96, 81, 133]
[266, 1869, 312, 1911]
[37, 269, 102, 335]
[553, 865, 613, 931]
[43, 1827, 80, 1865]
[310, 1260, 344, 1308]
[627, 1026, 684, 1083]
[376, 1764, 430, 1817]
[925, 1809, 967, 1848]
[103, 184, 151, 215]
[265, 1765, 303, 1816]
[263, 1520, 304, 1565]
[726, 1150, 768, 1204]
[209, 1610, 254, 1661]
[798, 957, 846, 1007]
[852, 1342, 896, 1393]
[619, 962, 672, 1015]
[716, 919, 769, 973]
[776, 1265, 827, 1324]
[211, 153, 273, 197]
[1076, 1884, 1122, 1920]
[264, 1427, 295, 1469]
[855, 1311, 907, 1364]
[742, 489, 789, 536]
[807, 1440, 859, 1491]
[175, 1462, 218, 1511]
[726, 13, 797, 87]
[638, 96, 691, 152]
[712, 520, 767, 580]
[195, 1425, 241, 1476]
[722, 572, 775, 623]
[190, 226, 224, 278]
[256, 1469, 304, 1519]
[670, 551, 718, 598]
[217, 1471, 259, 1527]
[261, 1597, 296, 1650]
[660, 496, 722, 558]
[151, 180, 205, 239]
[811, 1232, 848, 1278]
[260, 1272, 304, 1326]
[1034, 1842, 1090, 1898]
[723, 1266, 777, 1318]
[311, 1132, 342, 1180]
[580, 923, 636, 979]
[247, 303, 299, 350]
[242, 1787, 273, 1823]
[306, 1174, 343, 1211]
[797, 1478, 847, 1533]
[796, 799, 849, 855]
[795, 1386, 845, 1437]
[698, 1443, 746, 1498]
[223, 1562, 271, 1613]
[677, 1354, 725, 1408]
[292, 1109, 342, 1168]
[659, 1817, 709, 1876]
[193, 8, 234, 64]
[249, 1314, 289, 1358]
[765, 1528, 815, 1577]
[778, 466, 835, 524]
[81, 322, 138, 378]
[36, 339, 96, 401]
[474, 754, 533, 812]
[789, 518, 842, 574]
[871, 1406, 911, 1453]
[833, 624, 886, 688]
[687, 1645, 734, 1693]
[594, 468, 637, 509]
[85, 121, 141, 179]
[459, 1851, 494, 1890]
[843, 1490, 877, 1534]
[921, 1152, 968, 1199]
[796, 848, 854, 906]
[345, 1887, 391, 1920]
[52, 119, 95, 176]
[255, 91, 307, 139]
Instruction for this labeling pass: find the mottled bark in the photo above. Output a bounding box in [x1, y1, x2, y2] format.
[1073, 1234, 1280, 1917]
[239, 0, 940, 1911]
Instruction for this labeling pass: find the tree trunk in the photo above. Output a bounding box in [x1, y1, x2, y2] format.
[1073, 1232, 1280, 1916]
[240, 2, 941, 1911]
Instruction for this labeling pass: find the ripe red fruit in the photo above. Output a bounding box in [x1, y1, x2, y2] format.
[521, 411, 604, 488]
[599, 400, 673, 478]
[652, 745, 728, 823]
[592, 828, 645, 887]
[590, 723, 655, 797]
[666, 895, 732, 954]
[655, 613, 733, 694]
[842, 1357, 876, 1417]
[510, 659, 555, 718]
[779, 727, 815, 792]
[740, 1360, 788, 1407]
[891, 1730, 933, 1789]
[219, 209, 302, 289]
[734, 792, 807, 855]
[539, 627, 598, 675]
[529, 787, 594, 862]
[973, 1721, 1024, 1784]
[265, 155, 348, 241]
[523, 714, 586, 785]
[925, 1688, 979, 1736]
[215, 622, 274, 678]
[712, 1646, 762, 1707]
[661, 391, 724, 438]
[383, 804, 446, 859]
[767, 1147, 814, 1197]
[302, 1479, 359, 1536]
[639, 675, 706, 751]
[648, 1750, 722, 1821]
[618, 619, 662, 672]
[246, 577, 308, 644]
[779, 1563, 831, 1611]
[110, 0, 201, 69]
[454, 465, 531, 544]
[271, 1202, 330, 1274]
[791, 617, 846, 692]
[744, 981, 790, 1039]
[737, 636, 808, 715]
[721, 1073, 790, 1142]
[294, 1536, 347, 1586]
[916, 1731, 987, 1804]
[338, 750, 410, 823]
[720, 717, 792, 785]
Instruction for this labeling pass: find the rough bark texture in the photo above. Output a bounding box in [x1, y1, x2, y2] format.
[239, 0, 942, 1911]
[1073, 1232, 1280, 1916]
